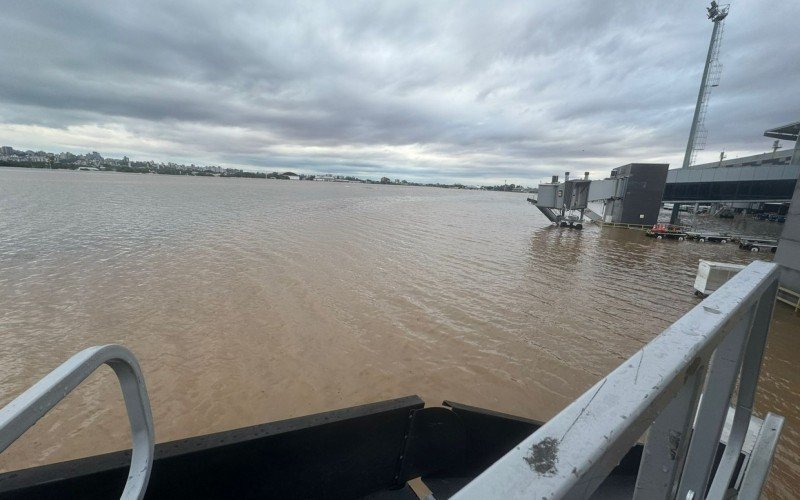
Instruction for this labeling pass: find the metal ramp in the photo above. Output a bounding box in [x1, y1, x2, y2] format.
[536, 206, 559, 223]
[526, 197, 559, 223]
[583, 207, 603, 222]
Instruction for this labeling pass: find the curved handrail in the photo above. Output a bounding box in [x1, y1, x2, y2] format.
[0, 345, 154, 499]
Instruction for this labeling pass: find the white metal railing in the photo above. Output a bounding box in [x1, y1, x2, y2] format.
[0, 345, 154, 499]
[777, 286, 800, 312]
[453, 260, 784, 499]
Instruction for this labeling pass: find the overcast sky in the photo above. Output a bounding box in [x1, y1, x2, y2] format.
[1, 1, 798, 185]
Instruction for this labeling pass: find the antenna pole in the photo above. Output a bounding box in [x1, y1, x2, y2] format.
[681, 2, 729, 169]
[673, 3, 729, 224]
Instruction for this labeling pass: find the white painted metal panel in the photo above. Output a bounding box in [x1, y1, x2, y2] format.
[587, 179, 618, 201]
[694, 260, 746, 295]
[738, 413, 785, 498]
[537, 184, 560, 208]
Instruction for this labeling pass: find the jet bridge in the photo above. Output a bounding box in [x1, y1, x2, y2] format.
[530, 164, 669, 227]
[528, 173, 591, 229]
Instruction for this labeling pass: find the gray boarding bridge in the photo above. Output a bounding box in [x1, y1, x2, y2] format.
[529, 120, 800, 291]
[530, 121, 800, 229]
[0, 261, 787, 498]
[531, 164, 669, 227]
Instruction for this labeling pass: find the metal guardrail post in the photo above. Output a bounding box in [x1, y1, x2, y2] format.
[0, 345, 154, 500]
[706, 282, 777, 498]
[738, 412, 785, 498]
[675, 304, 756, 499]
[633, 363, 706, 500]
[776, 286, 800, 312]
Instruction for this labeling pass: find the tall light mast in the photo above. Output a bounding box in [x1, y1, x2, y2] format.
[681, 2, 729, 169]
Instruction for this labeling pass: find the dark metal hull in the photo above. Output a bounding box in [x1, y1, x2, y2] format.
[0, 396, 726, 499]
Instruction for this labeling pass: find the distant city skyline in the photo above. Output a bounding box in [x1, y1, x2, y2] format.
[1, 144, 532, 190]
[1, 1, 799, 186]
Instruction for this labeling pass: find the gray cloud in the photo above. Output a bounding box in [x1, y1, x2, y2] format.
[1, 0, 798, 184]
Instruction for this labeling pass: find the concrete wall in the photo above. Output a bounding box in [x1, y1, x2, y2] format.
[775, 172, 800, 291]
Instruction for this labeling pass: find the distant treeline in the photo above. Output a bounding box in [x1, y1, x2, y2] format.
[1, 160, 72, 169]
[2, 162, 534, 191]
[482, 183, 522, 191]
[2, 162, 300, 181]
[222, 171, 267, 179]
[1, 161, 256, 178]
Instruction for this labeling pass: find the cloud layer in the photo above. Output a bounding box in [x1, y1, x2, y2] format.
[1, 1, 798, 184]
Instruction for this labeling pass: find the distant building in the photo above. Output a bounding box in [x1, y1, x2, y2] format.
[663, 122, 800, 220]
[689, 150, 792, 169]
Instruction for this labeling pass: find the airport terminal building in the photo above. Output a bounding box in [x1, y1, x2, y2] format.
[664, 121, 800, 209]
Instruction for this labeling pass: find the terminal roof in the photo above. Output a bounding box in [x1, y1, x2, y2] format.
[764, 121, 800, 141]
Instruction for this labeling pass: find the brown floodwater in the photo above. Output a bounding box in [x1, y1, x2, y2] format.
[0, 167, 797, 498]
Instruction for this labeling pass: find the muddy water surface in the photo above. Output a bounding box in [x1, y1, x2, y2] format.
[0, 168, 797, 498]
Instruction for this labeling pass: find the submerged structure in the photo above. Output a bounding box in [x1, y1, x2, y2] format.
[530, 164, 669, 228]
[529, 172, 592, 229]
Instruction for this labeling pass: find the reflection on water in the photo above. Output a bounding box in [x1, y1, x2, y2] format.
[0, 168, 797, 498]
[660, 208, 786, 239]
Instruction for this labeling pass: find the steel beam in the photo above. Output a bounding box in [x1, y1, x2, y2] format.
[738, 413, 785, 499]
